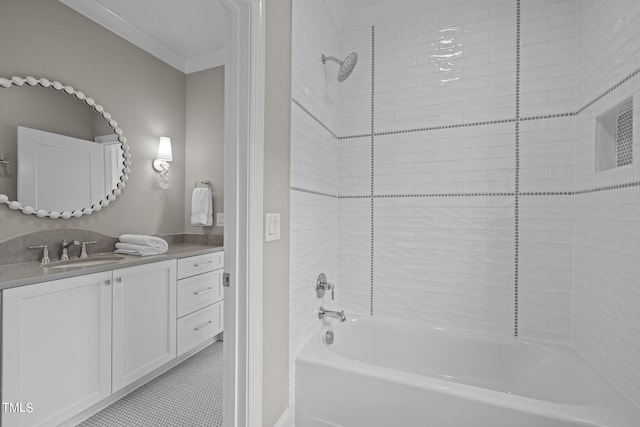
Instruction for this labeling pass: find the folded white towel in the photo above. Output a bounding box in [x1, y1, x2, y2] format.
[191, 187, 213, 226]
[115, 242, 167, 256]
[118, 234, 168, 252]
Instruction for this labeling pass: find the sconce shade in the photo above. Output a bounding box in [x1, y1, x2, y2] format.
[157, 137, 173, 161]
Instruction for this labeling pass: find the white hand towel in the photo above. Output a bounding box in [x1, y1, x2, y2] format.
[191, 187, 213, 226]
[118, 234, 168, 252]
[115, 242, 167, 256]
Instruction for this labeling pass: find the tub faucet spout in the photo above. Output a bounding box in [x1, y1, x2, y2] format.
[318, 306, 346, 322]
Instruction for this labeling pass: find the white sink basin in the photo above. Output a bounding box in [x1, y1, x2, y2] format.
[44, 256, 125, 270]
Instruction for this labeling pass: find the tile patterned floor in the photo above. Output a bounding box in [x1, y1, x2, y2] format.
[79, 341, 223, 427]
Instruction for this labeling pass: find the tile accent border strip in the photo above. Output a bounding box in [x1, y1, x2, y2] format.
[290, 187, 338, 198]
[576, 66, 640, 115]
[513, 0, 522, 337]
[292, 185, 640, 199]
[374, 192, 515, 198]
[575, 180, 640, 194]
[291, 98, 339, 139]
[297, 68, 640, 145]
[370, 26, 376, 317]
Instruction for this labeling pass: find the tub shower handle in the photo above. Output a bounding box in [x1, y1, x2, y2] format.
[316, 273, 335, 299]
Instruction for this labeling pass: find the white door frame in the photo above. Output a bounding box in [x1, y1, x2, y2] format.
[220, 0, 265, 426]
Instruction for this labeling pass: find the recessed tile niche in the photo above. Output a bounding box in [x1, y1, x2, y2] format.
[596, 98, 633, 172]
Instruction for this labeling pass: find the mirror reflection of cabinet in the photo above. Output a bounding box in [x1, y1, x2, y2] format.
[17, 127, 123, 212]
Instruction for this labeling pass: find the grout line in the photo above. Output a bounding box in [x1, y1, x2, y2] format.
[371, 118, 517, 137]
[519, 112, 576, 121]
[338, 133, 372, 140]
[370, 25, 375, 318]
[337, 194, 371, 199]
[290, 186, 338, 198]
[575, 66, 640, 114]
[513, 0, 521, 338]
[374, 192, 515, 198]
[291, 98, 339, 139]
[520, 191, 575, 196]
[291, 185, 640, 200]
[575, 181, 640, 194]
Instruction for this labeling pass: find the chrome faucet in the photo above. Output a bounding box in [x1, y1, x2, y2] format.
[60, 240, 80, 261]
[29, 244, 51, 265]
[80, 241, 97, 258]
[318, 306, 346, 322]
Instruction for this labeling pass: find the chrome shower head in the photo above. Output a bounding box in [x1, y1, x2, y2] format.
[322, 52, 358, 82]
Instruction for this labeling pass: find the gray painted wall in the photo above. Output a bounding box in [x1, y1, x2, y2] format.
[263, 0, 292, 425]
[184, 67, 225, 236]
[0, 0, 187, 240]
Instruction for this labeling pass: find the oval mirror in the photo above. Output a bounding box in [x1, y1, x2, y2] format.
[0, 76, 131, 218]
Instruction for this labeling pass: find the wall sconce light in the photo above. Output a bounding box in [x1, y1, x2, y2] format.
[152, 136, 173, 189]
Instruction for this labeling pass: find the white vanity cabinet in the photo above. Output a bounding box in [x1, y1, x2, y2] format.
[2, 271, 113, 427]
[1, 251, 220, 427]
[112, 259, 177, 391]
[176, 252, 224, 356]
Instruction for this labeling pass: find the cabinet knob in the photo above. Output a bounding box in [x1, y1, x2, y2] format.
[115, 277, 123, 283]
[104, 279, 112, 285]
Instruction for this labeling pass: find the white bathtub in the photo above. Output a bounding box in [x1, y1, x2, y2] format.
[295, 316, 640, 427]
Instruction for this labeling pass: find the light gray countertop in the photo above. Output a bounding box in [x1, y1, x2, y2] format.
[0, 244, 223, 291]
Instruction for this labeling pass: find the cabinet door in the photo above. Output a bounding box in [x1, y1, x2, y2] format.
[112, 259, 177, 391]
[2, 272, 112, 427]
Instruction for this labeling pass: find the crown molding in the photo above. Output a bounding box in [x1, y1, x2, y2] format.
[59, 0, 224, 74]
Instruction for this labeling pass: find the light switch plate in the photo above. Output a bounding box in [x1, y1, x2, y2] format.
[265, 213, 280, 242]
[216, 213, 224, 227]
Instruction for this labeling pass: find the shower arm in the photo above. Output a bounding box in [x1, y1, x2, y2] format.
[322, 54, 343, 66]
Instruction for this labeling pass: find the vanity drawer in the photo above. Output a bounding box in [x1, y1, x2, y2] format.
[177, 252, 223, 279]
[177, 301, 223, 356]
[177, 270, 223, 317]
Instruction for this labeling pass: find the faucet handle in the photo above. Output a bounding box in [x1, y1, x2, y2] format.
[316, 273, 336, 299]
[29, 245, 50, 265]
[80, 241, 97, 258]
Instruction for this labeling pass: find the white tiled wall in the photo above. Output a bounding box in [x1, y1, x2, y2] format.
[520, 0, 577, 117]
[329, 0, 579, 344]
[519, 117, 575, 193]
[374, 196, 515, 335]
[338, 27, 373, 136]
[574, 188, 640, 408]
[292, 0, 341, 132]
[374, 124, 516, 195]
[371, 0, 517, 133]
[572, 0, 640, 408]
[518, 195, 573, 342]
[576, 0, 640, 108]
[290, 0, 342, 411]
[291, 105, 339, 195]
[292, 0, 640, 411]
[338, 197, 372, 316]
[337, 137, 371, 196]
